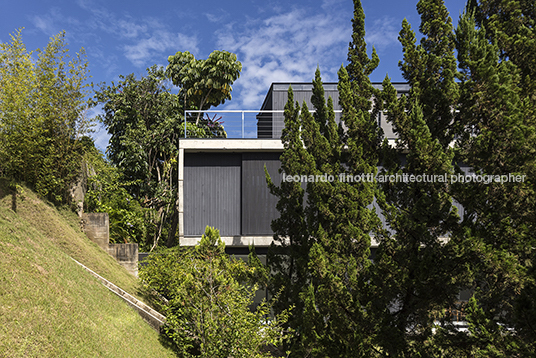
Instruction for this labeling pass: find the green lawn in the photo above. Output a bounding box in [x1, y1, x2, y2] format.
[0, 182, 174, 357]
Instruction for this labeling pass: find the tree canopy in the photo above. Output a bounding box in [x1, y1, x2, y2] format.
[92, 49, 240, 249]
[2, 1, 535, 356]
[139, 226, 291, 357]
[266, 1, 383, 355]
[166, 50, 242, 125]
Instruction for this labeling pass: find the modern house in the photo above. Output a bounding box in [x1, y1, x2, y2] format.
[176, 82, 473, 313]
[177, 82, 412, 254]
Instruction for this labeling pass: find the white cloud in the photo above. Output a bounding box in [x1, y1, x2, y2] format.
[91, 123, 111, 154]
[73, 0, 199, 68]
[31, 14, 56, 34]
[90, 47, 120, 79]
[76, 3, 149, 40]
[123, 31, 198, 67]
[321, 0, 346, 11]
[29, 8, 79, 36]
[216, 7, 351, 109]
[365, 16, 400, 51]
[205, 11, 229, 24]
[116, 18, 147, 39]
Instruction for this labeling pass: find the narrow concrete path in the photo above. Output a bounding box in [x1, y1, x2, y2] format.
[71, 257, 166, 331]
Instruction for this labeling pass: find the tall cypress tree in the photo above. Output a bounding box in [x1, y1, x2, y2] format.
[453, 9, 536, 356]
[298, 67, 381, 357]
[373, 0, 469, 356]
[267, 1, 536, 356]
[265, 88, 314, 355]
[267, 1, 383, 355]
[376, 87, 465, 357]
[469, 0, 536, 97]
[297, 1, 383, 355]
[470, 4, 536, 353]
[398, 0, 459, 148]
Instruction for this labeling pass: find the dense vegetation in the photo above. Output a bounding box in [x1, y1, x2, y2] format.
[90, 52, 241, 250]
[266, 0, 536, 356]
[1, 0, 535, 356]
[0, 30, 91, 205]
[140, 227, 291, 357]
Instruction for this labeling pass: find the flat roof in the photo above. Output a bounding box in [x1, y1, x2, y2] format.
[260, 82, 410, 110]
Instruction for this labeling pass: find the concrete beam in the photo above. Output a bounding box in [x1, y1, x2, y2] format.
[181, 235, 381, 248]
[179, 138, 283, 152]
[181, 235, 276, 247]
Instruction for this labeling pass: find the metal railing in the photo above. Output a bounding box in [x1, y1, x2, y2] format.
[184, 109, 343, 139]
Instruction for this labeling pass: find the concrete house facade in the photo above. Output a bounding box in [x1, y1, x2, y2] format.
[177, 82, 412, 250]
[175, 81, 470, 313]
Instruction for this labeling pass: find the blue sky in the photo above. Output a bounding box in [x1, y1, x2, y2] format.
[1, 0, 468, 150]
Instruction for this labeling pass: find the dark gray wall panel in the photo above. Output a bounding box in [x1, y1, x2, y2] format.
[271, 86, 341, 139]
[272, 91, 287, 139]
[242, 153, 282, 235]
[261, 82, 409, 140]
[183, 148, 464, 241]
[184, 153, 241, 236]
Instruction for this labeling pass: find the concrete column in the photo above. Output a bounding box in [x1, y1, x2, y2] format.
[177, 145, 185, 243]
[82, 212, 139, 276]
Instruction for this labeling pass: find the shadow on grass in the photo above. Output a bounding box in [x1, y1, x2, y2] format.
[0, 178, 20, 212]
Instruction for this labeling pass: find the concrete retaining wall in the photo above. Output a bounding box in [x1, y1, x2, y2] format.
[82, 212, 139, 276]
[106, 244, 138, 276]
[81, 213, 109, 250]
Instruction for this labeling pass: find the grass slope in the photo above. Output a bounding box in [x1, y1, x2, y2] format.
[0, 183, 174, 357]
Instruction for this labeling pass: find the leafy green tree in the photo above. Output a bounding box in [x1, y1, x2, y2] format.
[93, 66, 223, 249]
[0, 30, 36, 180]
[83, 141, 149, 246]
[139, 226, 291, 357]
[166, 50, 242, 125]
[95, 49, 239, 249]
[94, 66, 184, 249]
[0, 29, 91, 204]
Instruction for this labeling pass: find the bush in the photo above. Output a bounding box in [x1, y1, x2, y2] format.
[139, 226, 292, 357]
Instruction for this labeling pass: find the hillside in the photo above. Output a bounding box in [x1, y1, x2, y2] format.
[0, 181, 174, 357]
